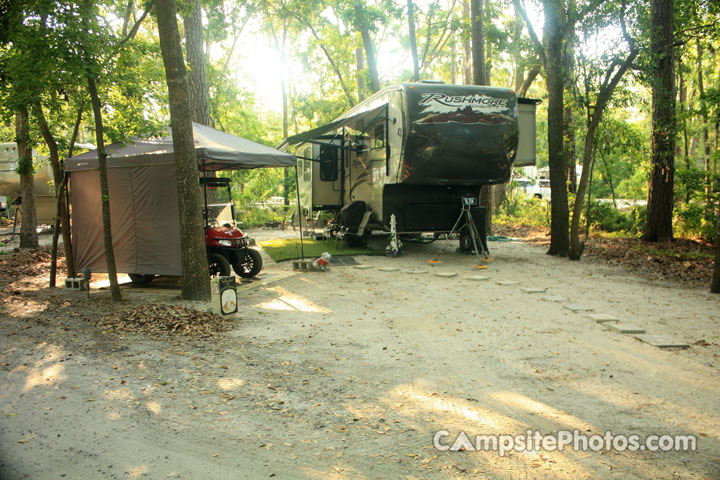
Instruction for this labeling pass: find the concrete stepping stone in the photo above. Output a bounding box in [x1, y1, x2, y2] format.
[354, 265, 373, 270]
[496, 280, 520, 286]
[607, 323, 646, 334]
[587, 313, 620, 324]
[521, 287, 547, 294]
[563, 304, 594, 312]
[435, 272, 458, 278]
[542, 295, 565, 302]
[467, 275, 490, 281]
[635, 334, 689, 349]
[378, 267, 399, 272]
[406, 269, 428, 274]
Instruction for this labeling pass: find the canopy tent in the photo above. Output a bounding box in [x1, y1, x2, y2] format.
[66, 123, 296, 276]
[67, 122, 296, 171]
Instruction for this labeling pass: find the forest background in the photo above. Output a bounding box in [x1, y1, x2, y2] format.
[0, 0, 718, 286]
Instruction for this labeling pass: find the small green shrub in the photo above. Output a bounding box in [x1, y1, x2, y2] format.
[674, 203, 717, 242]
[584, 201, 635, 233]
[497, 195, 550, 228]
[632, 205, 647, 234]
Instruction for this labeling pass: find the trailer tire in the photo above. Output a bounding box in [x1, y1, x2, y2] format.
[234, 249, 262, 278]
[128, 274, 155, 285]
[459, 233, 474, 252]
[208, 253, 231, 277]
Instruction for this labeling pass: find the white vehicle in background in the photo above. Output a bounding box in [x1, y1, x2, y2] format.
[511, 176, 550, 200]
[512, 165, 581, 200]
[530, 178, 551, 199]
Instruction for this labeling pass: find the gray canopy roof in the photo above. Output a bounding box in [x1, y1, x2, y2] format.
[66, 122, 296, 172]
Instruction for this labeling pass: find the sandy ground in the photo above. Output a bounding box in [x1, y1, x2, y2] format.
[1, 227, 720, 479]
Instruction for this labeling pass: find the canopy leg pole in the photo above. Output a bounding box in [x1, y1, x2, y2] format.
[294, 165, 304, 260]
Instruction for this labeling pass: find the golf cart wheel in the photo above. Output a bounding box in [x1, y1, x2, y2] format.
[208, 253, 231, 277]
[128, 273, 155, 285]
[234, 248, 263, 278]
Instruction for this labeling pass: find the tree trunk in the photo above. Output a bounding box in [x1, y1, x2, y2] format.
[49, 103, 82, 287]
[183, 0, 211, 126]
[356, 46, 366, 101]
[34, 103, 76, 278]
[584, 149, 595, 238]
[601, 153, 617, 208]
[462, 0, 472, 84]
[696, 39, 711, 208]
[407, 0, 420, 81]
[543, 0, 570, 257]
[156, 0, 211, 301]
[15, 108, 38, 249]
[512, 7, 524, 92]
[570, 47, 637, 259]
[712, 205, 720, 293]
[470, 0, 492, 233]
[564, 34, 576, 194]
[87, 77, 122, 301]
[470, 0, 487, 86]
[519, 66, 540, 97]
[450, 34, 457, 84]
[355, 3, 380, 93]
[678, 60, 691, 203]
[642, 0, 676, 242]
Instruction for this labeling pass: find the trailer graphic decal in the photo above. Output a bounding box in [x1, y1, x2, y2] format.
[415, 93, 513, 125]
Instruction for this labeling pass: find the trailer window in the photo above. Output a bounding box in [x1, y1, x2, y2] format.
[303, 159, 311, 182]
[319, 145, 338, 182]
[373, 122, 385, 148]
[302, 147, 311, 182]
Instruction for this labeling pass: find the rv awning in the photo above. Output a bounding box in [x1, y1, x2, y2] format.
[66, 122, 296, 172]
[279, 104, 388, 148]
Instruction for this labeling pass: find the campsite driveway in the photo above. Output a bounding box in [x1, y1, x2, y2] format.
[1, 233, 719, 479]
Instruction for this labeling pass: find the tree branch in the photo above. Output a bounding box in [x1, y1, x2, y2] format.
[117, 0, 153, 48]
[513, 0, 545, 67]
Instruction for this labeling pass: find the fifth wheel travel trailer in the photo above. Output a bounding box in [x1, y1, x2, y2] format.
[0, 142, 57, 224]
[280, 82, 538, 251]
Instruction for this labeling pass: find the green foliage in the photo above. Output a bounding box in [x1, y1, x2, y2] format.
[674, 202, 718, 242]
[496, 188, 551, 228]
[583, 201, 636, 233]
[235, 204, 292, 228]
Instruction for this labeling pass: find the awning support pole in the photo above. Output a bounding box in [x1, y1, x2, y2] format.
[385, 103, 390, 176]
[294, 165, 304, 260]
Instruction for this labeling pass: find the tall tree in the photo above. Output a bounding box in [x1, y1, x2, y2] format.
[713, 205, 720, 293]
[542, 0, 571, 256]
[462, 0, 473, 84]
[87, 76, 122, 301]
[356, 45, 366, 100]
[696, 39, 711, 208]
[15, 108, 38, 249]
[642, 0, 676, 241]
[353, 1, 381, 93]
[268, 15, 292, 204]
[569, 7, 639, 259]
[80, 0, 122, 301]
[470, 0, 493, 232]
[564, 33, 577, 194]
[408, 0, 421, 81]
[34, 103, 77, 279]
[471, 0, 487, 85]
[183, 0, 212, 126]
[516, 0, 602, 256]
[155, 0, 211, 301]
